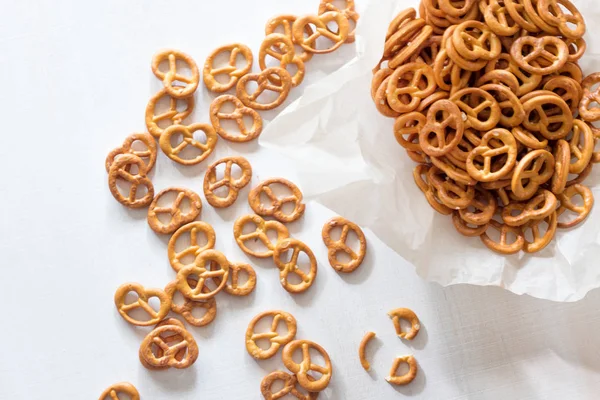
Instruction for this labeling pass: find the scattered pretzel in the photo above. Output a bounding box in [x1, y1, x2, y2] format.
[386, 355, 418, 386]
[209, 95, 263, 142]
[260, 371, 318, 400]
[233, 214, 290, 258]
[358, 331, 376, 371]
[147, 187, 202, 234]
[388, 308, 420, 340]
[322, 216, 367, 273]
[248, 178, 306, 223]
[151, 49, 199, 98]
[236, 67, 292, 110]
[105, 132, 157, 173]
[292, 12, 350, 54]
[145, 86, 194, 138]
[175, 249, 230, 300]
[273, 238, 318, 294]
[211, 262, 257, 296]
[114, 282, 171, 326]
[159, 123, 218, 165]
[203, 43, 253, 93]
[139, 323, 199, 369]
[282, 339, 333, 392]
[164, 279, 217, 327]
[245, 310, 297, 360]
[203, 156, 252, 208]
[167, 221, 216, 272]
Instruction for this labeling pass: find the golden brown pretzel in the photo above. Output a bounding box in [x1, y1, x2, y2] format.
[556, 184, 594, 228]
[233, 214, 290, 258]
[480, 219, 525, 254]
[452, 21, 502, 61]
[479, 83, 525, 128]
[522, 94, 573, 140]
[246, 310, 297, 360]
[259, 34, 306, 87]
[450, 88, 501, 131]
[114, 282, 171, 326]
[175, 250, 230, 300]
[265, 15, 314, 62]
[568, 120, 594, 174]
[108, 154, 154, 208]
[282, 340, 333, 392]
[105, 132, 157, 173]
[466, 128, 518, 182]
[419, 99, 464, 157]
[427, 166, 475, 209]
[502, 190, 558, 226]
[522, 211, 558, 253]
[209, 95, 263, 142]
[236, 67, 292, 110]
[579, 73, 600, 122]
[203, 43, 253, 93]
[322, 216, 367, 273]
[387, 62, 437, 113]
[512, 126, 548, 150]
[151, 49, 199, 99]
[358, 331, 377, 371]
[537, 0, 586, 40]
[139, 324, 198, 369]
[479, 0, 520, 36]
[99, 382, 140, 400]
[159, 123, 217, 165]
[164, 279, 217, 327]
[211, 262, 256, 296]
[459, 186, 497, 225]
[292, 12, 350, 54]
[543, 76, 583, 114]
[388, 308, 421, 340]
[260, 371, 319, 400]
[203, 156, 252, 208]
[248, 178, 306, 223]
[145, 87, 195, 138]
[318, 0, 359, 43]
[551, 139, 570, 195]
[273, 238, 318, 294]
[386, 356, 418, 386]
[147, 187, 202, 234]
[511, 149, 555, 200]
[394, 112, 427, 151]
[386, 8, 417, 40]
[413, 164, 454, 215]
[452, 211, 490, 237]
[167, 221, 216, 272]
[510, 36, 568, 75]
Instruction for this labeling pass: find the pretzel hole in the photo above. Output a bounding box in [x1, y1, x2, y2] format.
[212, 185, 231, 199]
[232, 267, 250, 287]
[245, 235, 270, 254]
[265, 228, 280, 243]
[329, 0, 349, 10]
[171, 290, 187, 307]
[114, 393, 134, 400]
[268, 379, 286, 394]
[130, 139, 150, 153]
[565, 21, 578, 31]
[295, 251, 313, 275]
[334, 250, 353, 264]
[394, 359, 411, 376]
[189, 303, 211, 320]
[520, 44, 534, 57]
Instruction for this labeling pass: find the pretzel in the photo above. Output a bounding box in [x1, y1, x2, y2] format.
[502, 190, 558, 226]
[452, 211, 489, 236]
[273, 238, 318, 294]
[167, 221, 216, 272]
[209, 95, 263, 142]
[386, 8, 417, 40]
[260, 371, 319, 400]
[159, 123, 217, 165]
[579, 73, 600, 122]
[259, 34, 306, 87]
[510, 36, 568, 75]
[282, 340, 333, 392]
[386, 356, 418, 386]
[450, 88, 501, 131]
[293, 12, 350, 54]
[248, 178, 306, 223]
[419, 99, 464, 157]
[556, 184, 594, 228]
[394, 112, 427, 151]
[147, 187, 202, 234]
[114, 282, 171, 326]
[522, 94, 573, 140]
[319, 0, 359, 43]
[511, 126, 548, 151]
[458, 186, 497, 225]
[428, 166, 475, 209]
[387, 23, 434, 69]
[105, 132, 156, 173]
[151, 49, 199, 99]
[466, 128, 517, 182]
[523, 211, 558, 253]
[485, 53, 542, 97]
[138, 318, 187, 370]
[203, 156, 252, 208]
[322, 216, 367, 273]
[99, 382, 140, 400]
[511, 149, 555, 200]
[386, 62, 437, 113]
[413, 164, 454, 215]
[233, 214, 290, 258]
[145, 86, 195, 138]
[203, 43, 253, 93]
[108, 154, 154, 208]
[480, 219, 525, 254]
[444, 29, 488, 72]
[452, 21, 502, 61]
[567, 120, 594, 174]
[479, 83, 525, 128]
[175, 250, 230, 300]
[139, 324, 198, 369]
[479, 0, 520, 36]
[211, 262, 256, 296]
[358, 331, 377, 371]
[164, 279, 217, 327]
[476, 69, 520, 95]
[430, 155, 477, 186]
[550, 139, 570, 195]
[245, 310, 297, 360]
[374, 76, 401, 118]
[388, 308, 421, 340]
[543, 76, 583, 114]
[236, 67, 292, 110]
[537, 0, 585, 40]
[265, 15, 314, 62]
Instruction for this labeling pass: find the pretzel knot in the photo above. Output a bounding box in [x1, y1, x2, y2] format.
[245, 310, 297, 360]
[322, 216, 367, 273]
[282, 340, 333, 392]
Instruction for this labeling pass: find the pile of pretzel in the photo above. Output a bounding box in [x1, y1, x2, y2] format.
[372, 0, 598, 255]
[103, 1, 371, 397]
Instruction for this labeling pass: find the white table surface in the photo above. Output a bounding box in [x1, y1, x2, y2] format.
[2, 1, 600, 399]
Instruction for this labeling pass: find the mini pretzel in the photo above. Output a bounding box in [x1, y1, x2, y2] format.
[388, 308, 420, 340]
[413, 164, 453, 215]
[510, 36, 568, 75]
[322, 216, 367, 273]
[551, 139, 570, 195]
[386, 62, 437, 113]
[358, 331, 376, 371]
[419, 99, 464, 157]
[568, 120, 594, 174]
[503, 0, 541, 33]
[466, 128, 517, 182]
[282, 340, 333, 392]
[452, 212, 489, 237]
[164, 279, 217, 327]
[512, 126, 548, 150]
[479, 83, 525, 128]
[556, 184, 594, 228]
[138, 318, 188, 371]
[579, 73, 600, 122]
[386, 8, 417, 40]
[159, 123, 217, 165]
[543, 76, 583, 114]
[273, 238, 318, 294]
[209, 95, 263, 142]
[386, 356, 418, 386]
[374, 76, 401, 118]
[318, 0, 359, 43]
[384, 18, 426, 58]
[260, 371, 318, 400]
[175, 249, 230, 300]
[236, 67, 292, 110]
[211, 262, 256, 296]
[388, 24, 434, 70]
[151, 49, 199, 99]
[233, 214, 290, 258]
[99, 382, 140, 400]
[145, 86, 195, 138]
[139, 324, 198, 369]
[108, 154, 154, 208]
[451, 21, 501, 61]
[147, 187, 202, 234]
[511, 149, 555, 201]
[292, 12, 350, 54]
[485, 54, 542, 97]
[537, 0, 585, 40]
[248, 178, 306, 223]
[203, 156, 252, 208]
[245, 310, 297, 360]
[259, 34, 306, 87]
[479, 0, 520, 36]
[502, 190, 558, 226]
[522, 94, 573, 140]
[114, 282, 171, 326]
[476, 69, 520, 95]
[480, 219, 525, 254]
[167, 221, 216, 272]
[394, 112, 427, 151]
[428, 166, 475, 209]
[450, 88, 501, 131]
[430, 155, 477, 186]
[459, 186, 497, 225]
[523, 211, 558, 253]
[203, 43, 253, 93]
[105, 132, 157, 173]
[265, 15, 315, 62]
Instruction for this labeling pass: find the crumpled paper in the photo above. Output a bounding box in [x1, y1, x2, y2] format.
[261, 0, 600, 301]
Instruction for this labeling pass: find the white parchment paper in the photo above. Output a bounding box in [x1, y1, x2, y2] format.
[261, 0, 600, 301]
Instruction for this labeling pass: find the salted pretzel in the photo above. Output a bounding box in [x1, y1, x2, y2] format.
[105, 132, 156, 173]
[273, 238, 318, 294]
[510, 36, 569, 75]
[556, 184, 594, 228]
[388, 308, 420, 340]
[265, 15, 315, 62]
[386, 62, 437, 113]
[203, 156, 252, 208]
[167, 221, 216, 272]
[147, 187, 202, 234]
[466, 128, 518, 182]
[99, 382, 140, 400]
[511, 149, 555, 201]
[248, 178, 306, 223]
[282, 340, 333, 392]
[292, 12, 350, 54]
[260, 371, 318, 400]
[203, 43, 253, 93]
[108, 154, 154, 208]
[318, 0, 359, 43]
[579, 73, 600, 122]
[210, 95, 263, 142]
[159, 123, 217, 165]
[145, 86, 194, 138]
[245, 310, 297, 360]
[175, 250, 230, 300]
[233, 214, 289, 258]
[211, 262, 256, 296]
[386, 356, 418, 386]
[114, 282, 171, 326]
[419, 99, 464, 157]
[236, 67, 292, 110]
[139, 324, 198, 369]
[480, 219, 525, 254]
[321, 216, 367, 273]
[151, 49, 199, 99]
[502, 190, 558, 226]
[164, 279, 217, 327]
[259, 34, 306, 87]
